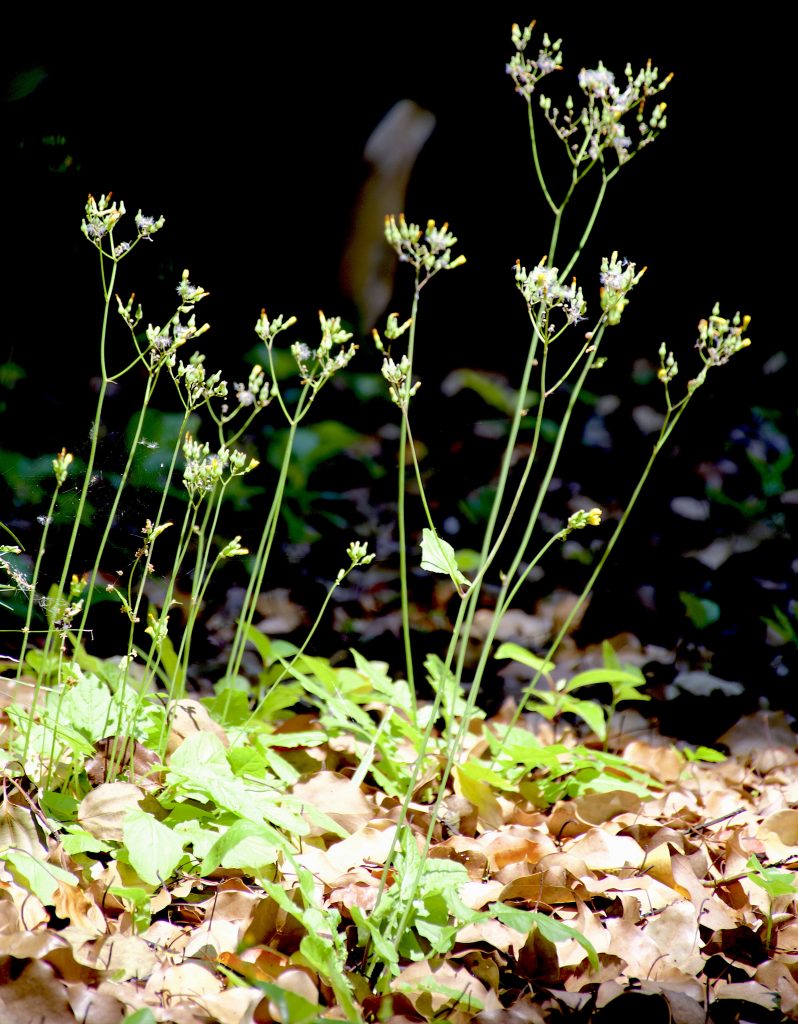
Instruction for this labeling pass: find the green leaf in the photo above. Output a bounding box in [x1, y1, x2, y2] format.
[679, 591, 721, 629]
[39, 790, 78, 823]
[559, 696, 607, 741]
[2, 849, 77, 905]
[562, 667, 646, 693]
[490, 903, 599, 970]
[56, 673, 113, 741]
[243, 623, 273, 667]
[495, 642, 555, 674]
[350, 905, 400, 975]
[420, 529, 471, 590]
[682, 745, 727, 763]
[121, 1009, 157, 1024]
[396, 973, 484, 1011]
[200, 820, 281, 875]
[746, 855, 798, 898]
[249, 981, 322, 1024]
[123, 809, 186, 886]
[60, 826, 113, 857]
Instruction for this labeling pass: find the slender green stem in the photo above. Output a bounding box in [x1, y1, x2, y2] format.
[74, 369, 160, 648]
[494, 397, 693, 756]
[123, 410, 191, 660]
[396, 282, 422, 715]
[16, 483, 61, 679]
[527, 103, 557, 214]
[225, 388, 309, 687]
[559, 166, 619, 282]
[48, 257, 117, 651]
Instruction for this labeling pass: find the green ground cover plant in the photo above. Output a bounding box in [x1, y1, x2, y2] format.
[2, 20, 794, 1024]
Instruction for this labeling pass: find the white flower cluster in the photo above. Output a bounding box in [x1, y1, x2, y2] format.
[290, 312, 357, 391]
[384, 215, 466, 280]
[514, 259, 586, 328]
[182, 433, 258, 499]
[506, 21, 563, 100]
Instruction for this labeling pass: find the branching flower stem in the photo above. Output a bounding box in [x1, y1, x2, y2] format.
[224, 379, 310, 692]
[396, 282, 422, 717]
[492, 387, 700, 761]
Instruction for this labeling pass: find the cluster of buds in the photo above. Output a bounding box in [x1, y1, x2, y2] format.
[219, 536, 249, 558]
[564, 507, 603, 535]
[254, 310, 298, 349]
[51, 574, 87, 635]
[234, 364, 270, 409]
[381, 353, 419, 410]
[145, 313, 209, 367]
[335, 540, 376, 584]
[145, 610, 169, 648]
[372, 312, 413, 356]
[0, 545, 31, 597]
[576, 59, 671, 164]
[138, 518, 173, 559]
[384, 214, 466, 280]
[599, 252, 645, 326]
[506, 21, 563, 100]
[53, 447, 73, 487]
[176, 352, 228, 408]
[290, 312, 357, 391]
[176, 269, 209, 308]
[515, 258, 586, 329]
[81, 194, 164, 255]
[657, 342, 679, 384]
[508, 24, 672, 168]
[182, 433, 258, 499]
[539, 59, 671, 165]
[688, 306, 751, 393]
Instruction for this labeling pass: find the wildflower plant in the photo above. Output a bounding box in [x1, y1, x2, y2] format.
[0, 20, 756, 1015]
[361, 21, 751, 984]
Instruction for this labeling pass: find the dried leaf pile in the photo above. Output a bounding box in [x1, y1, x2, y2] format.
[1, 671, 797, 1023]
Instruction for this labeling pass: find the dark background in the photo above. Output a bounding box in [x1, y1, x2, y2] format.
[3, 12, 795, 724]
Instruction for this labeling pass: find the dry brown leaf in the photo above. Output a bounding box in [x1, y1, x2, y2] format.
[0, 795, 49, 857]
[66, 983, 129, 1024]
[756, 960, 798, 1015]
[291, 771, 374, 835]
[480, 826, 556, 871]
[328, 876, 380, 912]
[564, 827, 645, 871]
[548, 790, 642, 839]
[325, 819, 398, 872]
[644, 900, 704, 974]
[0, 961, 71, 1023]
[757, 808, 798, 861]
[712, 978, 784, 1009]
[0, 881, 49, 930]
[219, 945, 290, 983]
[717, 710, 797, 770]
[431, 836, 489, 880]
[88, 933, 160, 980]
[166, 698, 230, 753]
[193, 987, 265, 1024]
[268, 967, 319, 1021]
[498, 873, 578, 906]
[77, 782, 144, 841]
[183, 917, 241, 959]
[622, 740, 683, 782]
[0, 927, 68, 958]
[459, 879, 505, 910]
[53, 881, 106, 935]
[393, 959, 496, 1019]
[144, 960, 224, 1003]
[85, 735, 163, 790]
